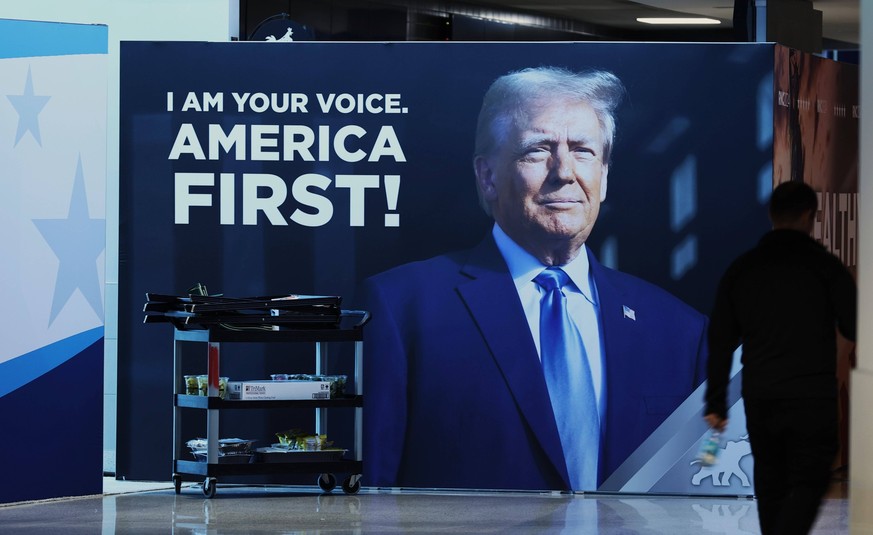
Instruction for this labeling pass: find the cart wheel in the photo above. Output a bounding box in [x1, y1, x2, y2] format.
[172, 474, 182, 495]
[342, 474, 361, 495]
[318, 473, 337, 492]
[202, 478, 217, 498]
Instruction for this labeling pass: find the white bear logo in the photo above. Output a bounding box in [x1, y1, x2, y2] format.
[690, 436, 752, 487]
[265, 28, 294, 42]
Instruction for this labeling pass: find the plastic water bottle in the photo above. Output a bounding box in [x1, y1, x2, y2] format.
[697, 430, 721, 466]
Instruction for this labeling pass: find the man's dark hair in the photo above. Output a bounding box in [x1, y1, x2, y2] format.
[768, 181, 818, 225]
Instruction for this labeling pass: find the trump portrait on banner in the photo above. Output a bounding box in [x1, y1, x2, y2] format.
[361, 66, 708, 491]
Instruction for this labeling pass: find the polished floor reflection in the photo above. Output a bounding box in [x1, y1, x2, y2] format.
[0, 479, 849, 534]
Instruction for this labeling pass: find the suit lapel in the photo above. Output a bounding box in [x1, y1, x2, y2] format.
[588, 249, 638, 478]
[456, 236, 569, 487]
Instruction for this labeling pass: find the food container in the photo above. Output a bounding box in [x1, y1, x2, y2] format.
[186, 438, 257, 461]
[274, 431, 332, 451]
[197, 375, 208, 396]
[183, 375, 198, 395]
[193, 375, 230, 397]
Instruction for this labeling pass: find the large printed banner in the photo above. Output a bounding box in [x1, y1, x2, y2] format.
[773, 46, 859, 469]
[120, 41, 791, 493]
[0, 19, 106, 503]
[774, 46, 858, 267]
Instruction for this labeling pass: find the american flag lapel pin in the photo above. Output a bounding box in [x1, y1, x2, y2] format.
[622, 305, 636, 321]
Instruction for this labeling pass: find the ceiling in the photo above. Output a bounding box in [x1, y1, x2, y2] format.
[464, 0, 859, 49]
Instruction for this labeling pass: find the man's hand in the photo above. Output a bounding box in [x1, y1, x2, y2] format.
[704, 413, 727, 432]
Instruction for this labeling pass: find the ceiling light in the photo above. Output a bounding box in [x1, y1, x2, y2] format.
[636, 17, 721, 25]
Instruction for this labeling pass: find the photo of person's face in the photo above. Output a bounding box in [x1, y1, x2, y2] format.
[476, 97, 609, 256]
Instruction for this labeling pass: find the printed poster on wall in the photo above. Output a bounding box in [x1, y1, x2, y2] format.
[119, 41, 798, 494]
[773, 45, 859, 470]
[0, 18, 107, 504]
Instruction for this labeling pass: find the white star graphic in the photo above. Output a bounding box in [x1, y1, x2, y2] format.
[7, 65, 51, 147]
[33, 155, 105, 325]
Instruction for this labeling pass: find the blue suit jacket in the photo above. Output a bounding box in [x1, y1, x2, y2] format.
[361, 235, 707, 491]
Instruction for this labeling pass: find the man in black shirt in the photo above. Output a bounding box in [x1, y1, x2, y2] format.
[704, 181, 856, 535]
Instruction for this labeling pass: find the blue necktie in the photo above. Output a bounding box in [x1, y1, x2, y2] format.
[535, 267, 599, 490]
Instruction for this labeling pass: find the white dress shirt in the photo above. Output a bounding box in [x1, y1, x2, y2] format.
[492, 224, 606, 417]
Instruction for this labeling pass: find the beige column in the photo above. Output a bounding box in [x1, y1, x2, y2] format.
[851, 3, 873, 534]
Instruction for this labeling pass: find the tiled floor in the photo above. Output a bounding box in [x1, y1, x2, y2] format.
[0, 477, 849, 534]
